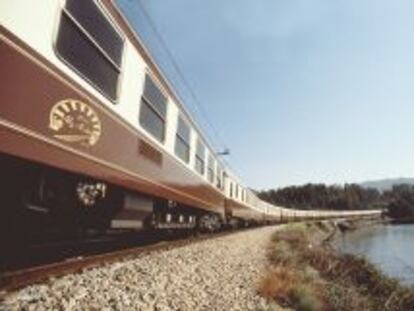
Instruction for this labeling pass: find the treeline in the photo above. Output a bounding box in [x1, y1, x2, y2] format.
[257, 183, 414, 219]
[258, 183, 384, 211]
[385, 184, 414, 220]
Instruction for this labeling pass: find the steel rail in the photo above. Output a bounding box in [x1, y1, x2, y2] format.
[0, 228, 254, 291]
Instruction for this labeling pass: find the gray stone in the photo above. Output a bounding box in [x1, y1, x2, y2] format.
[0, 226, 279, 310]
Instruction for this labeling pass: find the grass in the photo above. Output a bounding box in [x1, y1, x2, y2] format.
[259, 267, 325, 311]
[258, 222, 414, 311]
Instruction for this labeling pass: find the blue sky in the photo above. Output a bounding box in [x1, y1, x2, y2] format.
[118, 0, 414, 189]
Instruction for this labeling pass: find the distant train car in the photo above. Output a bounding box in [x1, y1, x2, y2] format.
[0, 0, 382, 236]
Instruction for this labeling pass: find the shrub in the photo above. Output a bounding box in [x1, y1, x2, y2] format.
[260, 223, 414, 311]
[267, 241, 297, 266]
[302, 266, 319, 283]
[324, 283, 373, 311]
[258, 266, 299, 305]
[292, 284, 324, 311]
[271, 228, 308, 249]
[314, 221, 331, 233]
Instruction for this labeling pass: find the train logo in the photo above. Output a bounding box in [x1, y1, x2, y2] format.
[49, 99, 102, 147]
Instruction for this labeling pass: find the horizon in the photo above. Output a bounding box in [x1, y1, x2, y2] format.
[118, 0, 414, 189]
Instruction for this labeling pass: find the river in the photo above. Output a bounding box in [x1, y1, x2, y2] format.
[336, 224, 414, 286]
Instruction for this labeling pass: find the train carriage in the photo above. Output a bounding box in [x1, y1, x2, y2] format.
[0, 0, 382, 236]
[0, 0, 230, 232]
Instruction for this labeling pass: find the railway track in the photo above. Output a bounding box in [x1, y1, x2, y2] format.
[0, 228, 251, 291]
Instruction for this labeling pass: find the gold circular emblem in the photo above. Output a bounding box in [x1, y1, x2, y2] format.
[49, 99, 102, 147]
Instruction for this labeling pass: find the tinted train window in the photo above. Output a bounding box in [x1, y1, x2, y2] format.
[195, 139, 205, 175]
[216, 166, 222, 189]
[207, 154, 215, 183]
[140, 75, 167, 142]
[56, 0, 123, 101]
[175, 116, 191, 163]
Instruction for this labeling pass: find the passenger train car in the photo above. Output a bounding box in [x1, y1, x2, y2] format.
[0, 0, 381, 235]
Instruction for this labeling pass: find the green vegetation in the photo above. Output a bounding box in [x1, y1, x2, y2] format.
[386, 184, 414, 220]
[258, 223, 414, 311]
[258, 183, 414, 220]
[258, 183, 383, 210]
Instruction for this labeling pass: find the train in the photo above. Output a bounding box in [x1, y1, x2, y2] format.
[0, 0, 382, 237]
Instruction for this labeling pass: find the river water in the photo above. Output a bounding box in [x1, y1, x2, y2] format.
[336, 224, 414, 286]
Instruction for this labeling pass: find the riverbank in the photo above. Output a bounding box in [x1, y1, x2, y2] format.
[258, 220, 414, 311]
[389, 217, 414, 224]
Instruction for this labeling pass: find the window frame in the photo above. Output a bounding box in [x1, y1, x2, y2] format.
[195, 139, 206, 176]
[54, 0, 125, 103]
[139, 73, 168, 143]
[207, 154, 215, 184]
[216, 166, 222, 189]
[174, 115, 191, 163]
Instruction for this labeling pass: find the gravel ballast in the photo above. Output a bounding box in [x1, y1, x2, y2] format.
[1, 226, 279, 311]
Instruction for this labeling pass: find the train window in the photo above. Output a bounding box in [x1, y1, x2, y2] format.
[222, 171, 227, 191]
[195, 139, 205, 175]
[139, 74, 167, 142]
[230, 182, 233, 198]
[216, 166, 222, 189]
[207, 154, 215, 183]
[56, 0, 123, 101]
[175, 115, 191, 163]
[235, 184, 239, 199]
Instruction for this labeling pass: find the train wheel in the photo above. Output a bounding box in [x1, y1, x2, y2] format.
[197, 214, 222, 233]
[32, 170, 123, 233]
[228, 217, 240, 230]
